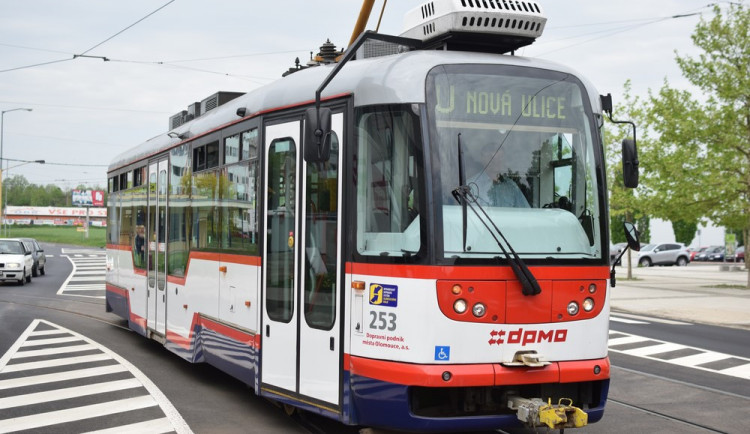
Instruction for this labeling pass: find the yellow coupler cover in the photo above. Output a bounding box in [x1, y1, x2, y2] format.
[539, 398, 588, 429]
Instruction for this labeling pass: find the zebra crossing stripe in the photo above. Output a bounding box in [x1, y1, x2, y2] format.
[20, 336, 81, 347]
[0, 378, 142, 410]
[1, 353, 113, 373]
[0, 365, 129, 390]
[82, 417, 174, 434]
[57, 252, 106, 299]
[609, 331, 750, 380]
[0, 319, 192, 434]
[0, 395, 158, 433]
[11, 343, 96, 359]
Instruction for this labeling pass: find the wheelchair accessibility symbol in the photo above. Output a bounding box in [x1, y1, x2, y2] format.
[434, 346, 450, 361]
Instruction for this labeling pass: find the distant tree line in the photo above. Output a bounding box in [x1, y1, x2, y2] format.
[3, 175, 106, 207]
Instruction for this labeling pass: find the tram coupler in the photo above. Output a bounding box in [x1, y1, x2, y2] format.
[508, 397, 588, 429]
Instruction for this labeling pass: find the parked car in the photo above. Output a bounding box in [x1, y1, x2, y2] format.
[726, 246, 744, 262]
[20, 238, 45, 276]
[689, 247, 706, 261]
[695, 246, 721, 261]
[708, 247, 726, 262]
[0, 238, 33, 285]
[637, 243, 690, 267]
[610, 242, 626, 264]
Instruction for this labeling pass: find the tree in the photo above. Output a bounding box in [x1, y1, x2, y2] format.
[672, 219, 698, 246]
[605, 81, 649, 277]
[635, 4, 750, 285]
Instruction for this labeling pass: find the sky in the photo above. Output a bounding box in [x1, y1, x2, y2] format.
[0, 0, 735, 192]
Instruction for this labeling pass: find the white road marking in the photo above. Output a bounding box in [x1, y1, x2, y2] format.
[1, 353, 112, 373]
[56, 251, 106, 299]
[0, 365, 128, 390]
[0, 319, 193, 433]
[20, 336, 81, 347]
[10, 343, 96, 359]
[0, 378, 142, 409]
[609, 331, 750, 380]
[82, 417, 174, 434]
[610, 316, 648, 324]
[0, 395, 158, 433]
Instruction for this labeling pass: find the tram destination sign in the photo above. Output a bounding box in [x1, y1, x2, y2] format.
[429, 70, 586, 130]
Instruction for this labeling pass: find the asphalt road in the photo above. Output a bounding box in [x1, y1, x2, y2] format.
[0, 245, 747, 433]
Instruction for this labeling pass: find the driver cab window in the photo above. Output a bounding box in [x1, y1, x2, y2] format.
[355, 105, 424, 259]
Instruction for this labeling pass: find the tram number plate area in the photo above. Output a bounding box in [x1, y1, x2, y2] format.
[364, 311, 410, 351]
[368, 311, 397, 331]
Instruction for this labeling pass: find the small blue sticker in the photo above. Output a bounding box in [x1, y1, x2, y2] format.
[369, 283, 398, 307]
[434, 346, 451, 361]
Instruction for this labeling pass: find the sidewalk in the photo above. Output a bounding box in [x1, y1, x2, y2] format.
[610, 262, 750, 330]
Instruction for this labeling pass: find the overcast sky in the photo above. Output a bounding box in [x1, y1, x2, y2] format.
[0, 0, 733, 191]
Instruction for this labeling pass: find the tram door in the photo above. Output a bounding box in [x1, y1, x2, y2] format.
[146, 158, 168, 336]
[262, 115, 342, 407]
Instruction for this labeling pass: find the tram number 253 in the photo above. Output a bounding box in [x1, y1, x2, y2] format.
[369, 311, 397, 331]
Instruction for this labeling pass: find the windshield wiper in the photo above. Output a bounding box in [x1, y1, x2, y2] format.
[455, 133, 468, 252]
[451, 134, 541, 296]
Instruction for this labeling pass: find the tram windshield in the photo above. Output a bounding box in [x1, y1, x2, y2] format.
[426, 64, 604, 262]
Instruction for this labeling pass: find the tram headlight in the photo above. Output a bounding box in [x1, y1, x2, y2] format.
[567, 301, 579, 316]
[451, 284, 462, 295]
[453, 299, 467, 314]
[583, 297, 595, 312]
[588, 283, 597, 293]
[472, 302, 486, 317]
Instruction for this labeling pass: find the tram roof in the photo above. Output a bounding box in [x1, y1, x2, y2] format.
[108, 50, 600, 173]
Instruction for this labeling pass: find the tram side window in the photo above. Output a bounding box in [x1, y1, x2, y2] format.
[133, 166, 146, 187]
[225, 129, 258, 165]
[119, 173, 128, 191]
[193, 141, 219, 172]
[222, 162, 258, 254]
[108, 192, 119, 245]
[131, 186, 147, 269]
[190, 170, 220, 251]
[242, 129, 258, 160]
[224, 134, 240, 165]
[118, 191, 130, 248]
[169, 144, 191, 276]
[355, 105, 423, 258]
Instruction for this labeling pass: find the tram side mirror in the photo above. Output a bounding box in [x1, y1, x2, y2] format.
[622, 138, 639, 188]
[304, 107, 332, 163]
[623, 222, 640, 251]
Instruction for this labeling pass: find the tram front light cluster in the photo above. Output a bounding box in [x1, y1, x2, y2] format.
[567, 301, 579, 316]
[472, 302, 486, 317]
[438, 280, 500, 323]
[583, 297, 595, 312]
[453, 299, 468, 314]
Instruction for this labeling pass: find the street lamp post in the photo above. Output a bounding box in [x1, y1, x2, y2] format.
[0, 108, 33, 229]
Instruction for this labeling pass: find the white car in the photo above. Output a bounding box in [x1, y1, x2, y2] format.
[0, 238, 33, 285]
[637, 243, 690, 267]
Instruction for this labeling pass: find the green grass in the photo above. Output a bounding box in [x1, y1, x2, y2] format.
[2, 225, 106, 248]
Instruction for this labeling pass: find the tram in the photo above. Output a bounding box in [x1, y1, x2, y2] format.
[106, 1, 640, 431]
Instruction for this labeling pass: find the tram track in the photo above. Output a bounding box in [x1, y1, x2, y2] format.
[607, 399, 727, 433]
[0, 295, 130, 332]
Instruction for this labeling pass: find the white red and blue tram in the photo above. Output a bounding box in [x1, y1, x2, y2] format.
[106, 1, 639, 431]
